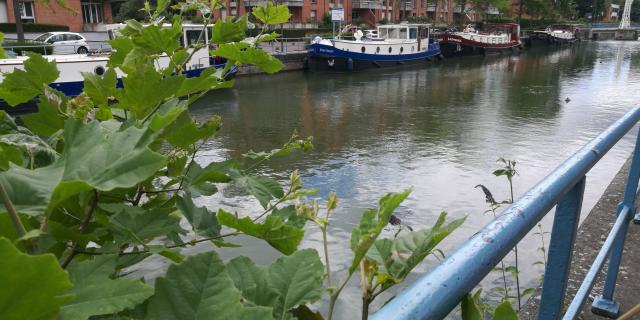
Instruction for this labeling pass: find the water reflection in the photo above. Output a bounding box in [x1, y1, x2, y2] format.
[179, 41, 640, 318]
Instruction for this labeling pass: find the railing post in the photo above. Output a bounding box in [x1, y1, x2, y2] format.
[592, 127, 640, 318]
[537, 177, 585, 320]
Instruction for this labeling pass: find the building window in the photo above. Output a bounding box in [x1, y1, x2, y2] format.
[20, 1, 35, 23]
[310, 10, 316, 20]
[310, 0, 316, 3]
[231, 8, 237, 15]
[81, 1, 104, 24]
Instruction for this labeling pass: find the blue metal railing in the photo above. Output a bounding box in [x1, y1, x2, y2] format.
[371, 107, 640, 320]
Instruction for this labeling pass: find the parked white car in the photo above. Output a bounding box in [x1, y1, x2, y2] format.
[33, 32, 91, 54]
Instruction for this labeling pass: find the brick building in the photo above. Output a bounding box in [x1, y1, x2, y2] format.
[0, 0, 113, 32]
[215, 0, 431, 27]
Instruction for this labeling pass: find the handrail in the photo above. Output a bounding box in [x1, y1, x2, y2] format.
[371, 107, 640, 320]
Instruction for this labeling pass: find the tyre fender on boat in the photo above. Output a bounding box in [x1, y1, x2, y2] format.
[347, 58, 354, 71]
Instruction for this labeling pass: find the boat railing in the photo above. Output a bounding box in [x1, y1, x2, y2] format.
[371, 107, 640, 319]
[257, 37, 309, 54]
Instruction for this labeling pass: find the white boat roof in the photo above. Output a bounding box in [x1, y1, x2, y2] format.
[377, 23, 432, 28]
[0, 53, 109, 65]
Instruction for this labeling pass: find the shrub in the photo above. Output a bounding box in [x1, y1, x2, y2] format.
[0, 23, 68, 33]
[2, 40, 53, 55]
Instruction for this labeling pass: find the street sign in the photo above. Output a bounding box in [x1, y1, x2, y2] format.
[331, 8, 344, 22]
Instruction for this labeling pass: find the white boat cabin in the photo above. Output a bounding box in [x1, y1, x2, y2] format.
[316, 23, 433, 56]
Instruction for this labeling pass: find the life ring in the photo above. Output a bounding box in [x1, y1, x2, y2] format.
[327, 59, 335, 67]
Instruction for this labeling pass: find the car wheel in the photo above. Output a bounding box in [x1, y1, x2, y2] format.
[77, 46, 88, 54]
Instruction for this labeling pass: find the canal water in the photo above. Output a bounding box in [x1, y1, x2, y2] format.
[140, 41, 640, 318]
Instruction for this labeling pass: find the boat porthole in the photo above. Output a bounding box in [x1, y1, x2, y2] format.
[361, 46, 366, 53]
[388, 47, 392, 53]
[94, 66, 105, 76]
[376, 47, 380, 53]
[400, 47, 404, 53]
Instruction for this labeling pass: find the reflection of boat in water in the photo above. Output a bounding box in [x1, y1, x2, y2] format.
[437, 23, 522, 57]
[0, 24, 236, 113]
[527, 25, 580, 46]
[306, 23, 441, 72]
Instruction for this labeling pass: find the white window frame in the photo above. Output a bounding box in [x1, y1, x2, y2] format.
[20, 1, 35, 23]
[81, 1, 103, 24]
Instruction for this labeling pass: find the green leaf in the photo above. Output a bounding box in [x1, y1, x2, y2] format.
[268, 249, 324, 319]
[0, 119, 166, 216]
[460, 293, 482, 320]
[349, 190, 411, 273]
[0, 111, 57, 168]
[491, 300, 518, 320]
[366, 212, 465, 280]
[183, 160, 236, 196]
[0, 142, 23, 170]
[83, 68, 118, 107]
[231, 170, 284, 209]
[290, 305, 324, 320]
[210, 16, 248, 45]
[176, 192, 220, 237]
[0, 237, 73, 320]
[0, 33, 6, 58]
[20, 87, 66, 136]
[146, 251, 274, 320]
[60, 255, 154, 319]
[272, 205, 305, 228]
[106, 204, 184, 244]
[226, 256, 279, 307]
[212, 43, 284, 74]
[163, 112, 221, 148]
[522, 287, 535, 297]
[176, 67, 233, 97]
[117, 64, 184, 118]
[0, 53, 59, 106]
[218, 209, 303, 255]
[251, 2, 292, 25]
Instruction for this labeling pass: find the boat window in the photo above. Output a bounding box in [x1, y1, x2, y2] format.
[399, 28, 407, 40]
[361, 46, 366, 53]
[376, 47, 380, 53]
[207, 27, 212, 42]
[378, 28, 388, 39]
[419, 27, 429, 38]
[400, 46, 404, 53]
[185, 29, 205, 46]
[409, 28, 417, 39]
[388, 28, 400, 39]
[388, 47, 392, 53]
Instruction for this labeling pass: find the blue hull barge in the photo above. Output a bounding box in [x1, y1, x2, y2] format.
[306, 23, 441, 72]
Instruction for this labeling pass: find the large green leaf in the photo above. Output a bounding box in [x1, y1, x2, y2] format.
[83, 68, 118, 107]
[218, 209, 303, 255]
[20, 87, 66, 136]
[230, 170, 284, 209]
[60, 255, 154, 319]
[182, 159, 236, 197]
[105, 204, 184, 244]
[176, 192, 220, 237]
[0, 53, 59, 106]
[212, 43, 284, 74]
[251, 2, 292, 25]
[0, 237, 73, 320]
[491, 300, 518, 320]
[0, 110, 57, 168]
[349, 190, 411, 273]
[365, 212, 466, 280]
[0, 119, 166, 216]
[226, 256, 279, 307]
[460, 294, 482, 320]
[0, 33, 5, 58]
[0, 142, 23, 170]
[163, 112, 221, 148]
[209, 16, 248, 45]
[117, 63, 184, 118]
[146, 251, 274, 320]
[268, 249, 324, 320]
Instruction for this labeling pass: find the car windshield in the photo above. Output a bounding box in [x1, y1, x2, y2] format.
[34, 33, 53, 42]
